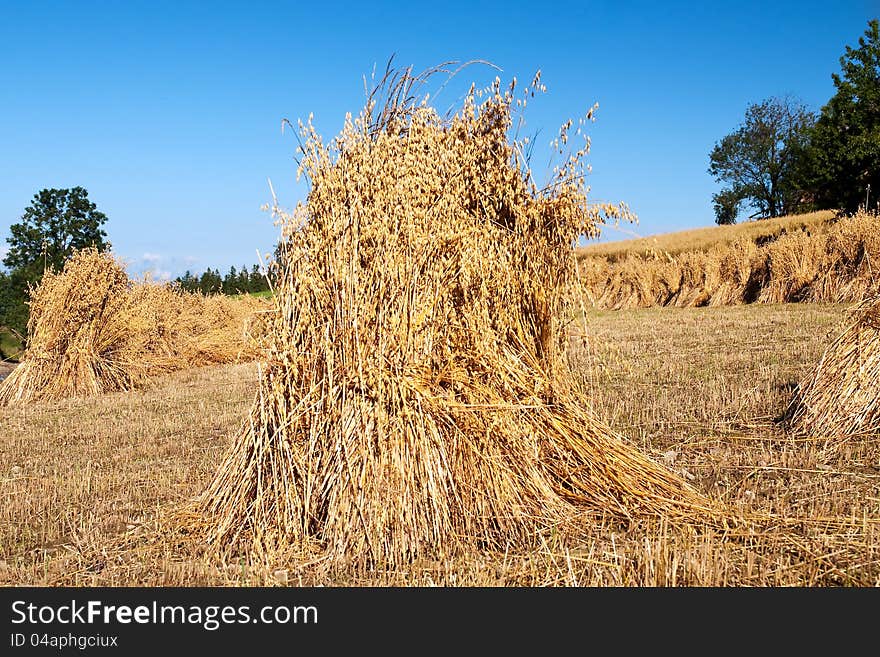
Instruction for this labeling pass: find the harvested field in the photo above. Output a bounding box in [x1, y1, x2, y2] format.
[579, 210, 836, 260]
[1, 303, 877, 586]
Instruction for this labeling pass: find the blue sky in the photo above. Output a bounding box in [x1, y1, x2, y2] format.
[1, 1, 876, 280]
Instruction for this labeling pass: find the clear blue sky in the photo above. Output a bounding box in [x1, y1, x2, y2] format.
[1, 1, 876, 280]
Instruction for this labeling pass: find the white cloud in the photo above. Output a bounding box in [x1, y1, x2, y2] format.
[126, 253, 205, 282]
[127, 253, 169, 281]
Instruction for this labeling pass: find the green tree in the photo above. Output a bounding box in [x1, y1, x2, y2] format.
[0, 262, 40, 341]
[4, 187, 109, 273]
[250, 263, 268, 293]
[199, 268, 223, 295]
[222, 266, 238, 294]
[176, 270, 198, 292]
[712, 189, 743, 226]
[708, 97, 815, 224]
[801, 19, 880, 212]
[174, 263, 270, 296]
[237, 265, 250, 293]
[0, 270, 29, 357]
[1, 187, 110, 342]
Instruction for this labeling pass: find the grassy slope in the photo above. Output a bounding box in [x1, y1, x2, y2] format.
[230, 289, 273, 300]
[1, 303, 877, 586]
[579, 210, 836, 260]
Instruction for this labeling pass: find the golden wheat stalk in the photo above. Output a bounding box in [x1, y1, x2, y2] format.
[200, 63, 722, 570]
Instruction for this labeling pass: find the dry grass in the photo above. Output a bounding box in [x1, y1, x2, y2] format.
[579, 210, 836, 261]
[1, 303, 877, 586]
[0, 248, 268, 405]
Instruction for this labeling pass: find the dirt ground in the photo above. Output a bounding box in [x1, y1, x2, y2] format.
[0, 361, 17, 381]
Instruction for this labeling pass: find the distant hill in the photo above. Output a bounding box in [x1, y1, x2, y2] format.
[578, 210, 837, 261]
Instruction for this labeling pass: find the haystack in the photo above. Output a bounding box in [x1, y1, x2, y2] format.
[787, 294, 880, 437]
[0, 248, 266, 404]
[203, 65, 715, 567]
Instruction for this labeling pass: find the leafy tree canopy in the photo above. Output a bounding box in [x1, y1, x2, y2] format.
[0, 187, 110, 344]
[803, 19, 880, 212]
[708, 97, 815, 224]
[4, 186, 110, 274]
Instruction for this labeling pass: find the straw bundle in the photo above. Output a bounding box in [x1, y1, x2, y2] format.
[0, 248, 147, 402]
[203, 65, 714, 568]
[787, 294, 880, 437]
[0, 248, 266, 404]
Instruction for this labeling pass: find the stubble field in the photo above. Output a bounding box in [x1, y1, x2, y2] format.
[2, 301, 877, 586]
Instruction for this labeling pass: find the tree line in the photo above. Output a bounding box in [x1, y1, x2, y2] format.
[174, 265, 271, 296]
[709, 19, 879, 224]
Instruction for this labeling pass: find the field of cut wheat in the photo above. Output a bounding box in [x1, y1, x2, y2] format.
[1, 302, 877, 586]
[2, 62, 877, 590]
[578, 210, 838, 260]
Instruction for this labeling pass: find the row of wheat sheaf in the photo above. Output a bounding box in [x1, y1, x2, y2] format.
[0, 248, 269, 405]
[578, 211, 880, 309]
